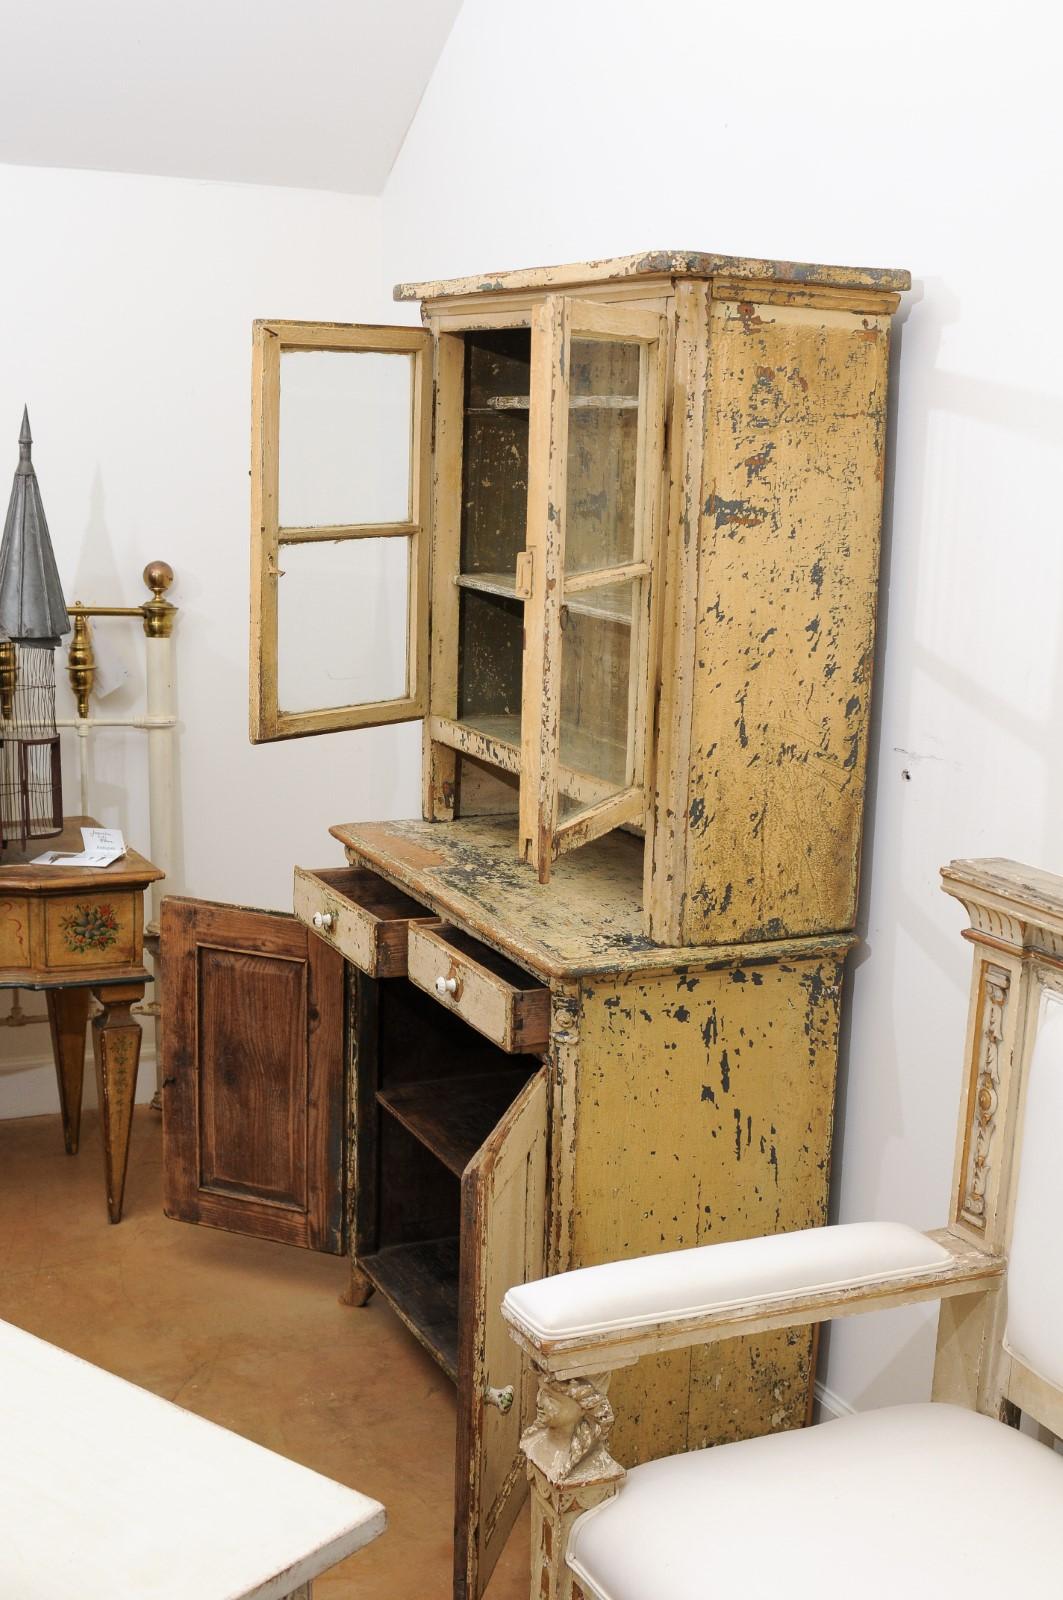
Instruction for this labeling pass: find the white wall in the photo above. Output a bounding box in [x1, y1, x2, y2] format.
[381, 0, 1063, 1412]
[0, 162, 421, 1116]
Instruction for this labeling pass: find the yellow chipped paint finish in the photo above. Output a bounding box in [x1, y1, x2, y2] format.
[330, 815, 851, 1539]
[256, 253, 907, 949]
[564, 955, 843, 1463]
[266, 249, 909, 1599]
[395, 249, 912, 302]
[675, 298, 892, 944]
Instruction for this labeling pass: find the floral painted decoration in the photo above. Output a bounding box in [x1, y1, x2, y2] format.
[60, 901, 118, 954]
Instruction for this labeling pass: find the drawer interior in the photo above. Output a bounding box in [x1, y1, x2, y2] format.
[308, 865, 428, 924]
[417, 923, 546, 994]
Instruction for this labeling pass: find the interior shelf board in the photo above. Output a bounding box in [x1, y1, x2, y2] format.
[563, 592, 633, 625]
[455, 570, 633, 624]
[377, 1071, 533, 1176]
[448, 711, 626, 792]
[455, 571, 522, 601]
[472, 395, 637, 413]
[357, 1238, 460, 1382]
[463, 404, 530, 417]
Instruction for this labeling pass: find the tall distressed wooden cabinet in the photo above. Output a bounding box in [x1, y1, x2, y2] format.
[162, 250, 909, 1600]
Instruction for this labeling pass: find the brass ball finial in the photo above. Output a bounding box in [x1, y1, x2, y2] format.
[143, 560, 174, 600]
[141, 560, 176, 638]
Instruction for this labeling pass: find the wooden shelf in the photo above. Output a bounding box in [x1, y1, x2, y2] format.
[377, 1071, 532, 1176]
[456, 570, 633, 624]
[456, 571, 521, 602]
[445, 711, 625, 795]
[358, 1238, 460, 1382]
[468, 395, 637, 413]
[564, 588, 633, 625]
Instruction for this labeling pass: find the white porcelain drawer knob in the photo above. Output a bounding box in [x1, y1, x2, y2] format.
[435, 974, 459, 996]
[484, 1384, 514, 1414]
[312, 910, 335, 932]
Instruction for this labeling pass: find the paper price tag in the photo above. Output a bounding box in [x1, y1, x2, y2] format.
[32, 827, 127, 869]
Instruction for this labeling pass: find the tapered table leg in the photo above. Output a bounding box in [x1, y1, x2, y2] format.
[46, 987, 91, 1155]
[90, 982, 145, 1223]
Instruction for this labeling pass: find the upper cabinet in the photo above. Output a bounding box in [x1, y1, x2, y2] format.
[250, 251, 911, 944]
[426, 295, 667, 883]
[250, 320, 431, 741]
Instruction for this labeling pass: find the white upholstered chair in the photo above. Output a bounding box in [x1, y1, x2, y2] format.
[502, 858, 1063, 1599]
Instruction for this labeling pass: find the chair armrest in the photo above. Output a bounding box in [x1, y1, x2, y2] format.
[503, 1222, 1002, 1376]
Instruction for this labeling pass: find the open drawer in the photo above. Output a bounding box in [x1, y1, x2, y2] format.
[406, 923, 551, 1054]
[294, 866, 436, 978]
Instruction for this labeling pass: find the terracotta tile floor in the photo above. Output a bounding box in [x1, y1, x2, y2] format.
[0, 1106, 528, 1599]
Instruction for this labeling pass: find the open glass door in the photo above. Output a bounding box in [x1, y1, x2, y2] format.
[250, 319, 432, 742]
[519, 298, 666, 881]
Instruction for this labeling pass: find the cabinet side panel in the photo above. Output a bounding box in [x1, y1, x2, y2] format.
[685, 299, 891, 943]
[570, 956, 843, 1465]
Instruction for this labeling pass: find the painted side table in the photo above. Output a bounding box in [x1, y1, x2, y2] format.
[0, 816, 164, 1221]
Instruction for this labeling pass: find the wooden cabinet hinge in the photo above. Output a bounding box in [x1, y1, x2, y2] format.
[515, 550, 533, 601]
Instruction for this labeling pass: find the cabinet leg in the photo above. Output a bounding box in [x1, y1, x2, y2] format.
[340, 1259, 375, 1308]
[90, 983, 145, 1224]
[47, 988, 91, 1155]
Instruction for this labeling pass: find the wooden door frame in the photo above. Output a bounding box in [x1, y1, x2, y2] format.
[250, 318, 432, 743]
[518, 296, 667, 882]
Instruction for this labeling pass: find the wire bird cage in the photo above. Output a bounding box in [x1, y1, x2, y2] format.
[0, 409, 70, 849]
[0, 642, 63, 843]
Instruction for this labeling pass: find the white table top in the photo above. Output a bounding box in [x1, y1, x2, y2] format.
[0, 1318, 385, 1599]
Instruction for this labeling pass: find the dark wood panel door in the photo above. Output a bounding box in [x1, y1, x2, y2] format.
[161, 897, 346, 1252]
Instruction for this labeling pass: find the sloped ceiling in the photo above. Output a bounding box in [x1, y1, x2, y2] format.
[0, 0, 462, 193]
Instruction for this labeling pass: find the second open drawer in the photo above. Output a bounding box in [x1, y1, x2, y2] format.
[406, 923, 550, 1053]
[294, 865, 436, 978]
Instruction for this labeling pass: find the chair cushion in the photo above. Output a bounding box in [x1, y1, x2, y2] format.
[567, 1403, 1063, 1600]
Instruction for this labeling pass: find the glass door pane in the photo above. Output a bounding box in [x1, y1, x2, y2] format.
[558, 581, 636, 814]
[250, 320, 431, 743]
[518, 297, 665, 881]
[279, 349, 412, 528]
[564, 339, 641, 577]
[277, 537, 410, 713]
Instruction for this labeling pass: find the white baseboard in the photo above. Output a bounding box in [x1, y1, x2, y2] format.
[0, 1050, 157, 1120]
[814, 1380, 856, 1422]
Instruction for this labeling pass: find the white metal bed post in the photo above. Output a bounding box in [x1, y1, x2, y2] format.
[141, 562, 177, 934]
[139, 562, 177, 1104]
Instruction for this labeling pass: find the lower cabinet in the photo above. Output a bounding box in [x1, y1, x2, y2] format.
[161, 843, 849, 1600]
[160, 889, 549, 1600]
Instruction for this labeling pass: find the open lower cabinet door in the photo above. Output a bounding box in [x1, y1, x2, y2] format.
[454, 1067, 549, 1600]
[161, 897, 346, 1253]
